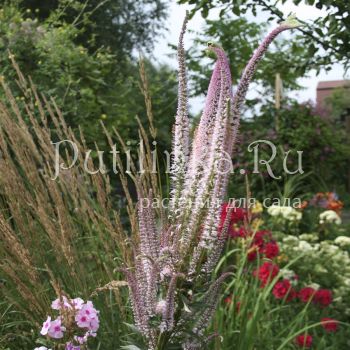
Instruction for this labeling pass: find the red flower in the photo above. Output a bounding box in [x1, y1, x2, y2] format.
[321, 318, 338, 332]
[273, 279, 291, 299]
[314, 289, 332, 307]
[296, 334, 312, 348]
[263, 241, 279, 259]
[253, 230, 272, 247]
[224, 295, 232, 304]
[254, 262, 279, 286]
[298, 287, 316, 303]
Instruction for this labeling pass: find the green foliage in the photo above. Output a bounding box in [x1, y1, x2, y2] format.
[229, 101, 350, 199]
[325, 86, 350, 120]
[178, 0, 350, 71]
[0, 3, 177, 154]
[0, 0, 168, 58]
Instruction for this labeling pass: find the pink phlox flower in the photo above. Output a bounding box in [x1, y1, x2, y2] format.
[75, 301, 99, 331]
[71, 297, 84, 310]
[82, 301, 98, 318]
[89, 317, 99, 332]
[75, 311, 91, 329]
[51, 296, 71, 310]
[65, 343, 81, 350]
[74, 333, 88, 344]
[47, 317, 66, 339]
[40, 316, 51, 336]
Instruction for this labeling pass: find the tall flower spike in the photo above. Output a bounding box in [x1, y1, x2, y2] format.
[170, 12, 190, 217]
[232, 15, 302, 120]
[123, 15, 302, 349]
[137, 189, 159, 261]
[183, 47, 233, 253]
[204, 204, 233, 273]
[187, 44, 223, 180]
[161, 273, 184, 332]
[192, 272, 232, 336]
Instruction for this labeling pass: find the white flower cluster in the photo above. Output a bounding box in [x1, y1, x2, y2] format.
[267, 205, 302, 221]
[319, 210, 342, 225]
[280, 234, 350, 312]
[334, 236, 350, 247]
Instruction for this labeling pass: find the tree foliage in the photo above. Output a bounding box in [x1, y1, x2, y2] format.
[0, 2, 176, 155]
[0, 0, 168, 58]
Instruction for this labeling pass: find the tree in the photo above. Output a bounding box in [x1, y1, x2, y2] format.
[0, 2, 176, 155]
[0, 0, 168, 59]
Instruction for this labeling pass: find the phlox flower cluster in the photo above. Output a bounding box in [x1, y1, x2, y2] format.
[281, 234, 350, 312]
[319, 210, 342, 225]
[267, 205, 302, 221]
[35, 297, 99, 350]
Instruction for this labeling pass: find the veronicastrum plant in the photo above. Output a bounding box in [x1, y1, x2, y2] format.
[122, 14, 302, 350]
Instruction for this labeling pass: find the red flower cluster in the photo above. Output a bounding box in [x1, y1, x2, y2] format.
[219, 204, 280, 262]
[273, 279, 296, 301]
[296, 334, 312, 348]
[294, 317, 339, 348]
[298, 287, 316, 303]
[314, 289, 332, 307]
[262, 241, 280, 259]
[298, 287, 332, 307]
[254, 261, 279, 287]
[321, 318, 338, 332]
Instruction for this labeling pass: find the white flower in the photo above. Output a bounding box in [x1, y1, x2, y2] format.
[280, 268, 298, 285]
[319, 210, 342, 225]
[299, 233, 318, 242]
[267, 205, 302, 221]
[320, 242, 339, 254]
[34, 347, 51, 350]
[335, 236, 350, 247]
[296, 240, 313, 252]
[283, 235, 299, 245]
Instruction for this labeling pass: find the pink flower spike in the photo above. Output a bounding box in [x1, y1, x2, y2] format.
[40, 316, 51, 336]
[47, 317, 66, 339]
